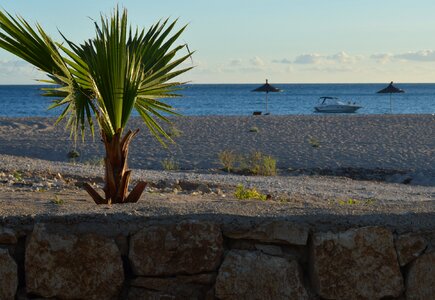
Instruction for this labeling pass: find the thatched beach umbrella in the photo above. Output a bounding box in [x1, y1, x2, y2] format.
[252, 79, 282, 114]
[377, 81, 405, 113]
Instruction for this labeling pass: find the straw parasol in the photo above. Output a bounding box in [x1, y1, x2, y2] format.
[377, 81, 405, 113]
[252, 79, 282, 114]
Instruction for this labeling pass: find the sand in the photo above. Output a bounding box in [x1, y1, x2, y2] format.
[0, 114, 433, 230]
[0, 114, 434, 173]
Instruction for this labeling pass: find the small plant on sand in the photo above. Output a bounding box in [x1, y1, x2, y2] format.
[167, 126, 183, 138]
[328, 198, 376, 206]
[249, 126, 259, 133]
[308, 136, 320, 148]
[259, 155, 277, 176]
[83, 156, 105, 167]
[0, 7, 193, 204]
[161, 158, 179, 171]
[52, 195, 65, 205]
[67, 150, 80, 159]
[12, 171, 23, 182]
[234, 184, 267, 201]
[218, 150, 238, 173]
[242, 151, 277, 176]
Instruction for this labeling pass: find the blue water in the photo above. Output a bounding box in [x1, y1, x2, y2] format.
[0, 83, 434, 117]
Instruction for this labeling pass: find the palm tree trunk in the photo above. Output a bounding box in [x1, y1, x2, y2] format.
[84, 129, 147, 204]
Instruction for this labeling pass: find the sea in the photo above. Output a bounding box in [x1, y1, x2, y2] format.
[0, 83, 434, 117]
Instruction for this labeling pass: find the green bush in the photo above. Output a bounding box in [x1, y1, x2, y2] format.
[161, 158, 179, 171]
[219, 150, 277, 176]
[167, 126, 183, 138]
[83, 156, 105, 166]
[259, 155, 277, 176]
[67, 150, 80, 158]
[52, 195, 65, 205]
[234, 184, 267, 201]
[12, 171, 23, 181]
[308, 137, 320, 148]
[218, 150, 238, 172]
[242, 151, 277, 176]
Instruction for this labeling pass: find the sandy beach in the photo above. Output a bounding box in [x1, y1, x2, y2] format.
[0, 114, 434, 173]
[0, 114, 433, 229]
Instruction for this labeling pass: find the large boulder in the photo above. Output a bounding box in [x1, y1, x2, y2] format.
[0, 248, 18, 300]
[310, 226, 404, 299]
[26, 223, 124, 300]
[129, 221, 223, 276]
[406, 251, 435, 299]
[223, 221, 309, 245]
[215, 250, 308, 300]
[395, 233, 427, 266]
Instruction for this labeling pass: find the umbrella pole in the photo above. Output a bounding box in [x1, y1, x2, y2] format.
[266, 92, 268, 113]
[390, 93, 393, 114]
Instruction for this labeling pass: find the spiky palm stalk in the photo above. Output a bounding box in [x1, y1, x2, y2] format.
[0, 8, 192, 204]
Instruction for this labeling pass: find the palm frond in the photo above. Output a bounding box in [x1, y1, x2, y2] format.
[0, 7, 193, 144]
[0, 10, 96, 140]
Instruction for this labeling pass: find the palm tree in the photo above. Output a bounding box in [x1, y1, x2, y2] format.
[0, 7, 193, 204]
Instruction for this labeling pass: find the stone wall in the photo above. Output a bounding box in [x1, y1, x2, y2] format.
[0, 219, 433, 299]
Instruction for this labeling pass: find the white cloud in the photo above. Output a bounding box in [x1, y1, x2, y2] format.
[395, 50, 435, 62]
[303, 65, 354, 73]
[0, 60, 44, 84]
[229, 58, 242, 66]
[294, 52, 361, 65]
[294, 53, 323, 64]
[327, 51, 362, 64]
[370, 50, 435, 63]
[249, 56, 264, 67]
[370, 53, 393, 64]
[272, 58, 292, 64]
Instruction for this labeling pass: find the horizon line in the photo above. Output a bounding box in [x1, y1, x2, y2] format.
[0, 82, 434, 86]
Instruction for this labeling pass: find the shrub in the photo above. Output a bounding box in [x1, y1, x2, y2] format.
[234, 184, 267, 201]
[83, 156, 105, 166]
[12, 171, 23, 181]
[308, 137, 320, 148]
[259, 155, 277, 176]
[67, 150, 80, 158]
[161, 158, 179, 171]
[167, 126, 183, 138]
[52, 195, 65, 205]
[218, 150, 238, 172]
[242, 151, 277, 176]
[329, 198, 376, 206]
[219, 150, 277, 176]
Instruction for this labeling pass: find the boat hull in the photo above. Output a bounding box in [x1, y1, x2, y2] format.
[314, 105, 361, 113]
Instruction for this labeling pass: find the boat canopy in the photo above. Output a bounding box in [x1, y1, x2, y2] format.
[318, 96, 338, 104]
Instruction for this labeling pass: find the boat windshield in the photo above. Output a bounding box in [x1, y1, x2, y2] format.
[319, 97, 338, 104]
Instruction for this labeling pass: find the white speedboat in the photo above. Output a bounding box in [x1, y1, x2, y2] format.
[314, 97, 362, 113]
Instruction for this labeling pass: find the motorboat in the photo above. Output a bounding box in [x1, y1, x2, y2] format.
[314, 96, 362, 113]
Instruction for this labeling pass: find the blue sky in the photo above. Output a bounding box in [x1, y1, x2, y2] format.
[1, 0, 435, 83]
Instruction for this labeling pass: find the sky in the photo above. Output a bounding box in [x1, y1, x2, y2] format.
[1, 0, 435, 84]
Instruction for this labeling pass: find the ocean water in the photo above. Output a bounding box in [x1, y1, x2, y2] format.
[0, 83, 434, 117]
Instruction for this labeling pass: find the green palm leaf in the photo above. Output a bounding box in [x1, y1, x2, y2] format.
[0, 7, 192, 142]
